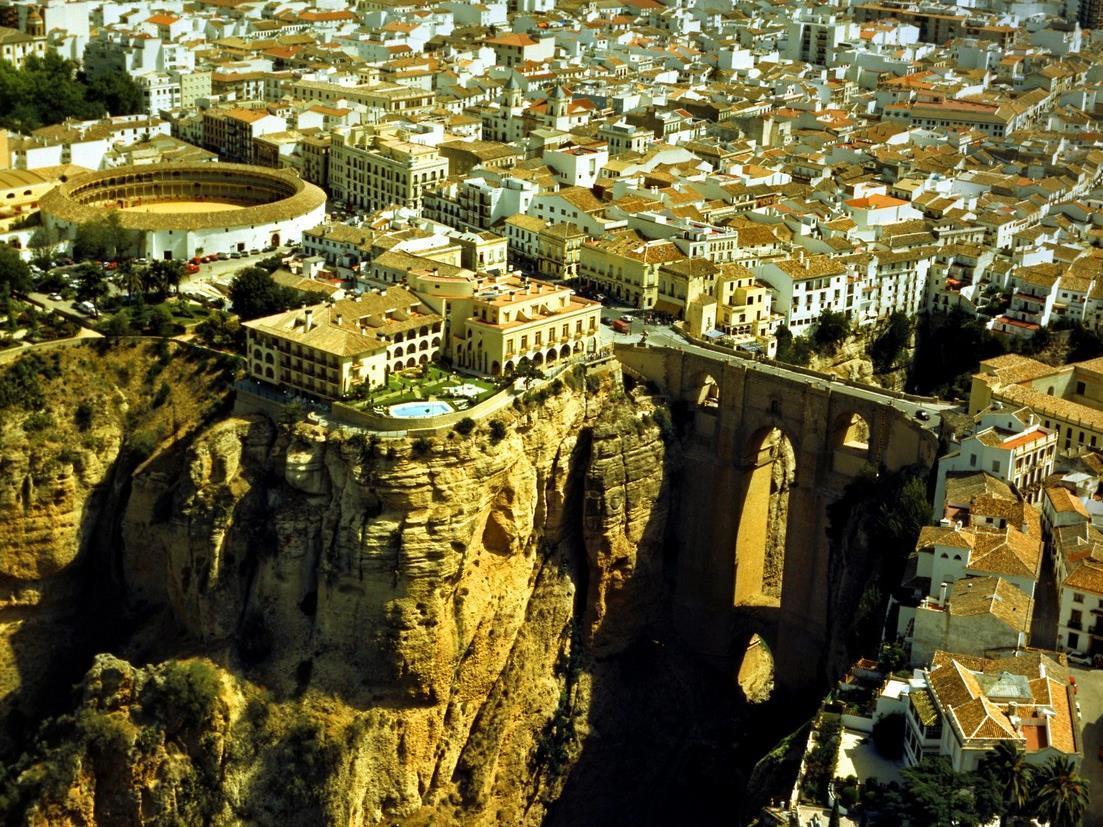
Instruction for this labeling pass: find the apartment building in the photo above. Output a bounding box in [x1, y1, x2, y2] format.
[329, 128, 448, 212]
[904, 651, 1079, 773]
[202, 108, 287, 164]
[971, 354, 1103, 456]
[932, 408, 1057, 517]
[243, 288, 444, 397]
[755, 254, 850, 333]
[579, 230, 686, 309]
[1049, 510, 1103, 658]
[406, 271, 601, 376]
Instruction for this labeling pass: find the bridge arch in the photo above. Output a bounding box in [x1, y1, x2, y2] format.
[695, 372, 720, 408]
[831, 410, 875, 474]
[733, 425, 796, 608]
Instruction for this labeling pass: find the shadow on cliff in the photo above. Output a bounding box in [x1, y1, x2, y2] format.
[541, 422, 809, 827]
[2, 369, 239, 760]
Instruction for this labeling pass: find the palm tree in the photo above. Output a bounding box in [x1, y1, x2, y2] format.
[980, 742, 1033, 822]
[1034, 756, 1089, 827]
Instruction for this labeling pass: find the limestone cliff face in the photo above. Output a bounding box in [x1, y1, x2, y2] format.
[0, 342, 233, 750]
[8, 367, 672, 825]
[806, 326, 914, 391]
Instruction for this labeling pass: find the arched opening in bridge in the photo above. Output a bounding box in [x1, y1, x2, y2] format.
[733, 426, 795, 608]
[832, 411, 873, 474]
[834, 412, 871, 453]
[697, 374, 720, 408]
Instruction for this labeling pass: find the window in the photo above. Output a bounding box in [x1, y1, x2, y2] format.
[969, 453, 977, 467]
[1077, 381, 1086, 395]
[1068, 631, 1080, 651]
[1074, 592, 1084, 603]
[991, 460, 1001, 473]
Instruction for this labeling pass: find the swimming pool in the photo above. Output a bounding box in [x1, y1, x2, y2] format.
[388, 401, 454, 418]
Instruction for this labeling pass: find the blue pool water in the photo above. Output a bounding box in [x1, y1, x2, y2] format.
[388, 401, 453, 418]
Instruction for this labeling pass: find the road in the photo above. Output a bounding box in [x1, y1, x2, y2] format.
[1072, 665, 1103, 827]
[598, 306, 954, 432]
[1032, 551, 1060, 650]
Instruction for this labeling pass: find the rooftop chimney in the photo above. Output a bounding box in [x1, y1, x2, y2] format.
[304, 308, 313, 331]
[335, 313, 342, 327]
[938, 581, 949, 607]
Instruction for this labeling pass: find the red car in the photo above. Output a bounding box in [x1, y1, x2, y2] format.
[185, 263, 199, 274]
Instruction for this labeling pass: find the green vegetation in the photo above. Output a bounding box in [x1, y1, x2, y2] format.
[411, 436, 432, 456]
[98, 297, 213, 338]
[799, 717, 842, 804]
[869, 311, 912, 373]
[774, 324, 812, 367]
[72, 213, 141, 262]
[1033, 755, 1090, 827]
[488, 419, 507, 443]
[0, 243, 31, 295]
[349, 364, 496, 409]
[0, 53, 142, 132]
[453, 416, 476, 436]
[0, 350, 61, 409]
[857, 748, 1088, 827]
[909, 309, 1007, 398]
[229, 267, 309, 321]
[811, 310, 851, 354]
[826, 466, 930, 662]
[194, 311, 243, 351]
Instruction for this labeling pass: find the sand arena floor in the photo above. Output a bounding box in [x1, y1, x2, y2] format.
[119, 201, 246, 214]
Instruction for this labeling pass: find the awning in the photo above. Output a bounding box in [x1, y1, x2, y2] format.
[704, 328, 725, 339]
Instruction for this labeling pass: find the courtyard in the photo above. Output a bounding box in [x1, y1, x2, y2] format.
[349, 364, 499, 414]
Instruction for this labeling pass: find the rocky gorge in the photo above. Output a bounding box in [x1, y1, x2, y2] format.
[0, 341, 790, 826]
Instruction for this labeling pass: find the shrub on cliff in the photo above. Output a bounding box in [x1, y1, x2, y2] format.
[453, 417, 476, 436]
[142, 661, 222, 734]
[488, 419, 507, 443]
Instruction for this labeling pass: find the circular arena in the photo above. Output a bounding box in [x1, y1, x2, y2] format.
[40, 163, 327, 260]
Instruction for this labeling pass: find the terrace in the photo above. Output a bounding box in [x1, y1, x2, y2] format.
[346, 364, 499, 414]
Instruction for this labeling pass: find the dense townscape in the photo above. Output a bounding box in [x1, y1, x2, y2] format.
[5, 0, 1103, 824]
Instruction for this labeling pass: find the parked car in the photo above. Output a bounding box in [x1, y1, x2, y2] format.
[915, 410, 931, 421]
[48, 293, 63, 301]
[216, 252, 229, 260]
[612, 318, 631, 334]
[230, 252, 243, 259]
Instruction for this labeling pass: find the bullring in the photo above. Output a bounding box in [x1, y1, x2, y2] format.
[40, 162, 327, 260]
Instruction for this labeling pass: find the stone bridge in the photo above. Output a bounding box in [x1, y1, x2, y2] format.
[615, 342, 944, 691]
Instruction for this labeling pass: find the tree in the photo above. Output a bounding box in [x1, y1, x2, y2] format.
[979, 742, 1033, 823]
[27, 226, 60, 270]
[775, 323, 812, 366]
[146, 260, 185, 299]
[869, 311, 911, 373]
[147, 304, 175, 338]
[73, 213, 139, 262]
[0, 53, 141, 133]
[229, 267, 305, 321]
[0, 244, 31, 295]
[103, 308, 131, 338]
[1034, 755, 1089, 827]
[812, 310, 850, 354]
[900, 757, 985, 827]
[74, 264, 108, 304]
